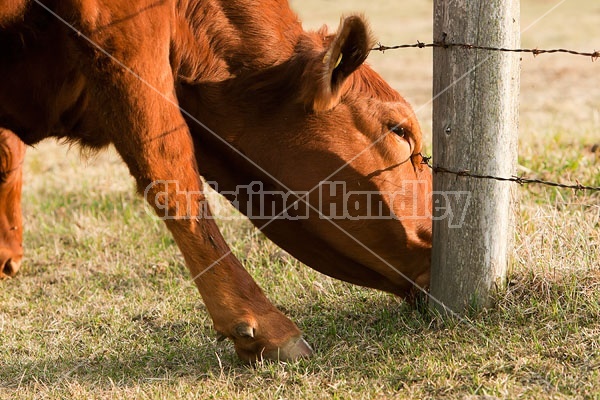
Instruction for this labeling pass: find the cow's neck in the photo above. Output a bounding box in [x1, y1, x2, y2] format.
[173, 0, 304, 82]
[178, 71, 290, 192]
[173, 0, 312, 190]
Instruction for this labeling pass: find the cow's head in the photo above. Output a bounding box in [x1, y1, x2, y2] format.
[182, 15, 432, 298]
[0, 129, 25, 278]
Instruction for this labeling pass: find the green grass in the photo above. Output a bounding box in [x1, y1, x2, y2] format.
[2, 0, 600, 398]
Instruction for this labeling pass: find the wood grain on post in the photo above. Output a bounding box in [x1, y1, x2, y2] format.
[431, 0, 520, 313]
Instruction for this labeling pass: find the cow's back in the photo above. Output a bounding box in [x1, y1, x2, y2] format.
[0, 0, 175, 147]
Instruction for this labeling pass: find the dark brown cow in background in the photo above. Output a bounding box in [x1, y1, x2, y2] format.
[0, 129, 24, 279]
[0, 0, 432, 362]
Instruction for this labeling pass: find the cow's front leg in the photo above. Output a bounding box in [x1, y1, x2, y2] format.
[80, 30, 310, 365]
[117, 113, 310, 362]
[143, 166, 312, 362]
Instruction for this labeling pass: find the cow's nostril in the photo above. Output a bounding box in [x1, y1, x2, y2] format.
[1, 258, 17, 278]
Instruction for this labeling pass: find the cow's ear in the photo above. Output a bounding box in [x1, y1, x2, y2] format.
[308, 16, 375, 112]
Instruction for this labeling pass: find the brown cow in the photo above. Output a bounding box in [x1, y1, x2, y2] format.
[0, 1, 432, 362]
[0, 129, 25, 279]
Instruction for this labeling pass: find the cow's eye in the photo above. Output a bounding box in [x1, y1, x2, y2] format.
[389, 124, 405, 137]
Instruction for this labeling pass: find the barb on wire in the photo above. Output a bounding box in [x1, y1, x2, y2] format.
[419, 154, 600, 192]
[373, 40, 600, 61]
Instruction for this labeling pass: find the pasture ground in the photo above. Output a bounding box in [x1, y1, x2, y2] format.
[1, 0, 599, 398]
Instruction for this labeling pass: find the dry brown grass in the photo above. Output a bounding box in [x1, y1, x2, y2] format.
[1, 0, 599, 398]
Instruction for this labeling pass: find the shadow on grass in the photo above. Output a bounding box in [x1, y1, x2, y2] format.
[284, 291, 438, 358]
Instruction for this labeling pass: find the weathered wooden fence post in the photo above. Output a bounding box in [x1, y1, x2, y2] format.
[431, 0, 520, 312]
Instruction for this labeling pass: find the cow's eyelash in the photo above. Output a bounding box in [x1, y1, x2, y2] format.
[389, 124, 405, 137]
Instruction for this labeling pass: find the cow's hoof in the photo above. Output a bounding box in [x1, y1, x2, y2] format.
[262, 335, 313, 362]
[232, 333, 313, 363]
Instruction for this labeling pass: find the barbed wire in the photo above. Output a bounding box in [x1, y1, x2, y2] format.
[373, 40, 600, 61]
[419, 154, 600, 192]
[377, 38, 598, 190]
